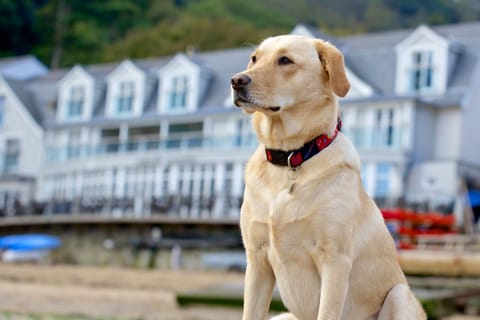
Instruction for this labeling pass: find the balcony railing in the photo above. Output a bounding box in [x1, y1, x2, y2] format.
[344, 127, 404, 150]
[45, 135, 258, 164]
[0, 193, 243, 221]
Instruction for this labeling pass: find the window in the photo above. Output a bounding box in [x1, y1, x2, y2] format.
[411, 51, 433, 92]
[100, 128, 120, 153]
[128, 126, 160, 150]
[4, 139, 20, 172]
[375, 163, 391, 198]
[162, 167, 170, 195]
[373, 108, 396, 148]
[116, 81, 134, 114]
[168, 122, 203, 134]
[66, 86, 85, 118]
[67, 130, 82, 159]
[0, 95, 5, 127]
[351, 109, 369, 148]
[168, 76, 188, 110]
[235, 119, 244, 146]
[167, 122, 203, 148]
[360, 165, 371, 195]
[387, 109, 394, 146]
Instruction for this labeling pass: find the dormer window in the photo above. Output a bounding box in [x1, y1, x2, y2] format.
[411, 51, 433, 92]
[67, 86, 85, 118]
[57, 66, 94, 122]
[105, 60, 146, 118]
[157, 53, 210, 114]
[169, 76, 188, 111]
[395, 25, 453, 96]
[116, 80, 134, 114]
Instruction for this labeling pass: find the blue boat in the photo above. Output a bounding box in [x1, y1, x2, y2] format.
[0, 234, 61, 251]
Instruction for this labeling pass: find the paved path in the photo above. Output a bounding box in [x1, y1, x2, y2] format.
[0, 264, 246, 320]
[1, 264, 477, 320]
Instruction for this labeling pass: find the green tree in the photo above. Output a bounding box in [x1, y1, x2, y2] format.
[364, 0, 396, 31]
[104, 13, 285, 61]
[0, 0, 37, 56]
[1, 0, 477, 67]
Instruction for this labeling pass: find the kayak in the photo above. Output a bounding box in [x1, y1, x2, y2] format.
[0, 234, 61, 251]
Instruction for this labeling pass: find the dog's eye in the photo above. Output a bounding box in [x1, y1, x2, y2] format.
[278, 56, 294, 65]
[251, 55, 257, 64]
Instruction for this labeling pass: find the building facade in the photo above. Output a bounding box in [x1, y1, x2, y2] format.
[0, 56, 47, 215]
[1, 22, 480, 221]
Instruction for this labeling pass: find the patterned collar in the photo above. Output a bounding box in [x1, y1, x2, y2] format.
[265, 118, 342, 169]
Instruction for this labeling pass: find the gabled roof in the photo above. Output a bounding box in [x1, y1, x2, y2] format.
[340, 22, 480, 101]
[3, 22, 480, 129]
[0, 55, 48, 80]
[158, 53, 201, 73]
[2, 76, 44, 125]
[290, 24, 341, 47]
[194, 47, 251, 109]
[395, 24, 450, 51]
[58, 65, 94, 85]
[290, 25, 375, 99]
[106, 59, 145, 81]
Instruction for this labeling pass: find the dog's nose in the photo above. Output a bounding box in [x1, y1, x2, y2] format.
[231, 73, 251, 89]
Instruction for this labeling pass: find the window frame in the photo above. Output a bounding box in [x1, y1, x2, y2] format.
[374, 163, 391, 198]
[66, 85, 85, 118]
[168, 76, 189, 111]
[116, 80, 135, 115]
[410, 51, 434, 92]
[4, 138, 20, 172]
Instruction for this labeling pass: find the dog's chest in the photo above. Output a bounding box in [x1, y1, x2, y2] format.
[258, 191, 332, 264]
[266, 197, 327, 319]
[244, 158, 343, 263]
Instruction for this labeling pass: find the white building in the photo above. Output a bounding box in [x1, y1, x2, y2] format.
[0, 56, 47, 215]
[1, 22, 480, 219]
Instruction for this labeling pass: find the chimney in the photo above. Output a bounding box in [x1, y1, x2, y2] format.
[186, 45, 197, 57]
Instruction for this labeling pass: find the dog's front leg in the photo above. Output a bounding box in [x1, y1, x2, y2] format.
[242, 249, 275, 320]
[317, 255, 351, 320]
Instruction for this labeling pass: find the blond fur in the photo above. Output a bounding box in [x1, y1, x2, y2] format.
[232, 35, 426, 320]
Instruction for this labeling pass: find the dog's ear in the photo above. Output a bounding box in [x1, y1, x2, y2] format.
[312, 40, 350, 97]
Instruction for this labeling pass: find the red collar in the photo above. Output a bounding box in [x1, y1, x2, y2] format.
[265, 118, 342, 169]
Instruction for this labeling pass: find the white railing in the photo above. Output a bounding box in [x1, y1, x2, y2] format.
[343, 127, 404, 150]
[45, 135, 258, 164]
[0, 193, 243, 222]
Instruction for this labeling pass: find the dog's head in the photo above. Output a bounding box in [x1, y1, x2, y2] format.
[231, 35, 350, 114]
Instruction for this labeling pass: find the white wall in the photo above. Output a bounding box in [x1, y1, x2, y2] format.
[412, 104, 435, 162]
[433, 108, 461, 160]
[405, 160, 458, 207]
[0, 80, 43, 177]
[460, 62, 480, 169]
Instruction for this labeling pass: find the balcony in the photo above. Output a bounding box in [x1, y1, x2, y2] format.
[343, 127, 406, 150]
[0, 193, 243, 223]
[45, 134, 258, 164]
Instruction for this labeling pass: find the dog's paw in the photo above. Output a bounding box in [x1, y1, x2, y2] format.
[269, 313, 298, 320]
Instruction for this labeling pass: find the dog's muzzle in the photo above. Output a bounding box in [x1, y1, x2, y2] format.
[231, 73, 251, 90]
[231, 73, 252, 107]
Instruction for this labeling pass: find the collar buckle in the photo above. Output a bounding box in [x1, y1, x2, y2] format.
[287, 152, 298, 170]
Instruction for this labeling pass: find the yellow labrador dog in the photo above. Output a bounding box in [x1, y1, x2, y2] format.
[231, 35, 426, 320]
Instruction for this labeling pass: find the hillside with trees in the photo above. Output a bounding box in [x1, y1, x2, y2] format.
[1, 0, 479, 68]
